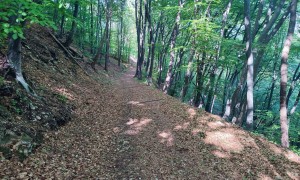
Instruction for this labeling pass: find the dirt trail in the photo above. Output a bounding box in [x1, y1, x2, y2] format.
[1, 62, 300, 179]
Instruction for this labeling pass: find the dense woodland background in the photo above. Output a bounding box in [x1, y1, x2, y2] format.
[1, 0, 300, 153]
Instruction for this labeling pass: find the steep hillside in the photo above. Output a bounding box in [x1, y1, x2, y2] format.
[1, 26, 300, 179]
[0, 25, 119, 160]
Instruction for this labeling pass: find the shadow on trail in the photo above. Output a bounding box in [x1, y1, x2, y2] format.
[111, 66, 300, 179]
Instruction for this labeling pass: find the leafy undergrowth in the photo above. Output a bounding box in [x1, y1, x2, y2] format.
[1, 25, 300, 179]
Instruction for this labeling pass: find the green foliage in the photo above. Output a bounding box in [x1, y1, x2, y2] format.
[0, 0, 56, 41]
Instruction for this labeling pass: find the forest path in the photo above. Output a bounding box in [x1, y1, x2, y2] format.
[1, 62, 300, 179]
[98, 64, 300, 179]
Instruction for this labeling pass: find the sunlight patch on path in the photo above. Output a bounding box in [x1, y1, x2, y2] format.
[257, 137, 300, 164]
[204, 130, 244, 153]
[174, 122, 190, 131]
[127, 101, 145, 106]
[207, 121, 226, 129]
[187, 108, 196, 119]
[212, 150, 230, 158]
[124, 118, 152, 135]
[158, 130, 174, 147]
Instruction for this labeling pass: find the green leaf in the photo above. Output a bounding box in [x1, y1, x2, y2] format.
[12, 34, 18, 40]
[4, 28, 9, 34]
[18, 33, 25, 39]
[3, 23, 9, 28]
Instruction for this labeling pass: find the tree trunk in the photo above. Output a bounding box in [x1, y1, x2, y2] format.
[194, 52, 205, 107]
[104, 0, 111, 71]
[205, 0, 232, 112]
[90, 1, 94, 54]
[118, 2, 125, 66]
[59, 14, 65, 38]
[286, 63, 300, 107]
[95, 0, 101, 47]
[181, 0, 198, 102]
[290, 90, 300, 115]
[7, 14, 34, 94]
[91, 33, 105, 69]
[280, 0, 297, 148]
[181, 50, 194, 101]
[64, 0, 79, 47]
[266, 62, 277, 110]
[244, 0, 254, 130]
[163, 0, 182, 94]
[91, 0, 104, 69]
[147, 2, 158, 82]
[134, 0, 146, 79]
[227, 0, 290, 123]
[53, 0, 59, 25]
[7, 37, 32, 93]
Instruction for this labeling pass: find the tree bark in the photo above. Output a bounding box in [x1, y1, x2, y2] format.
[163, 0, 182, 94]
[90, 0, 94, 54]
[7, 36, 32, 94]
[147, 1, 158, 82]
[59, 14, 65, 38]
[53, 0, 59, 25]
[7, 13, 34, 94]
[286, 63, 300, 107]
[104, 0, 111, 71]
[266, 62, 277, 110]
[64, 0, 79, 47]
[290, 90, 300, 115]
[134, 0, 146, 79]
[181, 0, 198, 102]
[280, 0, 297, 148]
[194, 52, 206, 107]
[227, 1, 290, 123]
[205, 0, 232, 112]
[244, 0, 254, 130]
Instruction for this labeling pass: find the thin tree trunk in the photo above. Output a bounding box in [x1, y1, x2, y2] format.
[64, 0, 79, 47]
[244, 0, 254, 130]
[163, 0, 182, 94]
[205, 0, 232, 112]
[194, 52, 205, 107]
[290, 90, 300, 115]
[95, 0, 101, 47]
[280, 0, 297, 148]
[147, 1, 158, 82]
[134, 0, 145, 79]
[91, 0, 104, 69]
[267, 62, 277, 110]
[53, 0, 59, 25]
[118, 1, 125, 66]
[90, 1, 94, 54]
[104, 0, 111, 71]
[286, 63, 300, 107]
[181, 0, 198, 101]
[227, 1, 290, 123]
[59, 14, 65, 38]
[91, 33, 105, 69]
